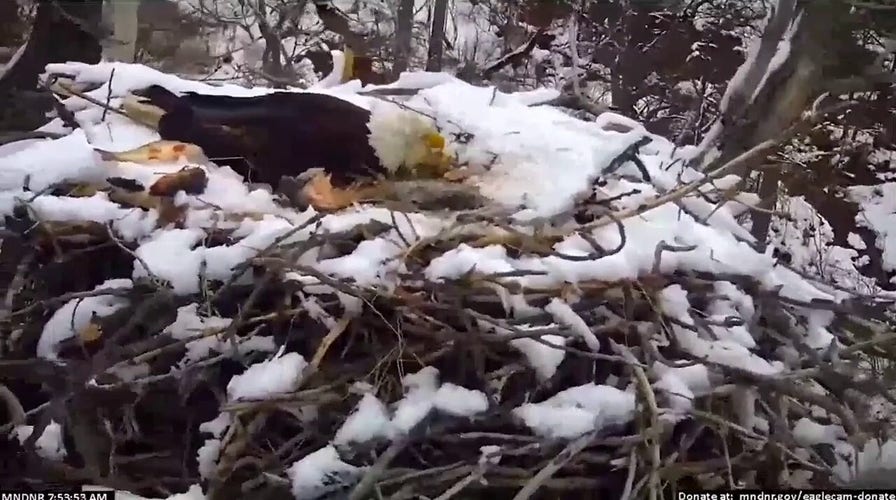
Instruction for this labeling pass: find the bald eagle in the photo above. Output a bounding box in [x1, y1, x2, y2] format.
[123, 85, 452, 209]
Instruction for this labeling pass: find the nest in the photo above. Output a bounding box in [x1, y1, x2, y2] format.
[1, 63, 895, 500]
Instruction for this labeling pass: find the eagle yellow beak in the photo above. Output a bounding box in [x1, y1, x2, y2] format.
[423, 132, 446, 152]
[417, 132, 454, 178]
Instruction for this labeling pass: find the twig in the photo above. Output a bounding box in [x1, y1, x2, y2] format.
[106, 223, 161, 284]
[567, 100, 856, 237]
[8, 286, 133, 318]
[51, 80, 131, 121]
[101, 68, 116, 122]
[348, 438, 409, 500]
[0, 383, 26, 426]
[434, 471, 481, 500]
[619, 449, 638, 500]
[308, 315, 352, 371]
[511, 430, 598, 500]
[616, 341, 662, 500]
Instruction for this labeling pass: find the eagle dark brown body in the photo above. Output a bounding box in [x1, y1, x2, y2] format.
[132, 85, 384, 187]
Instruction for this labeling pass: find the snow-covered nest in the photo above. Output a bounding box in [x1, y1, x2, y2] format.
[1, 61, 895, 499]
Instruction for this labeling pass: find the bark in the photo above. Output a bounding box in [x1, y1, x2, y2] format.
[311, 1, 368, 54]
[483, 32, 540, 77]
[695, 0, 880, 173]
[609, 2, 636, 117]
[0, 0, 102, 133]
[698, 0, 885, 250]
[426, 0, 449, 71]
[749, 167, 781, 252]
[254, 0, 292, 82]
[0, 0, 103, 92]
[393, 0, 415, 75]
[721, 0, 798, 126]
[104, 0, 140, 62]
[0, 0, 24, 47]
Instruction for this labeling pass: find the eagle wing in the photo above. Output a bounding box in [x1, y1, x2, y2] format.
[136, 86, 384, 186]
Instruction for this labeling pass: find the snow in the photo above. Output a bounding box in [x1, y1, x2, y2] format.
[30, 193, 158, 242]
[226, 352, 308, 402]
[0, 138, 46, 159]
[710, 281, 758, 349]
[512, 383, 636, 439]
[433, 383, 490, 417]
[133, 217, 300, 295]
[792, 417, 847, 446]
[659, 284, 784, 375]
[848, 232, 867, 251]
[544, 298, 601, 352]
[849, 183, 896, 279]
[513, 404, 598, 440]
[9, 61, 848, 316]
[132, 229, 206, 293]
[3, 61, 889, 490]
[769, 195, 867, 290]
[46, 62, 279, 99]
[410, 85, 651, 220]
[314, 238, 409, 289]
[333, 393, 393, 446]
[198, 412, 233, 439]
[314, 50, 347, 89]
[332, 368, 490, 445]
[12, 420, 67, 460]
[44, 60, 372, 112]
[479, 444, 503, 465]
[509, 332, 569, 380]
[751, 9, 799, 103]
[37, 278, 133, 360]
[196, 438, 222, 480]
[424, 180, 833, 306]
[804, 309, 837, 350]
[162, 304, 277, 366]
[789, 417, 896, 483]
[653, 362, 713, 418]
[850, 439, 896, 480]
[286, 445, 366, 500]
[391, 366, 440, 434]
[447, 0, 504, 67]
[393, 368, 490, 428]
[0, 130, 105, 192]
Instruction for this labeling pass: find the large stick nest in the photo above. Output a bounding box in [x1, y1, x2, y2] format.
[1, 63, 895, 500]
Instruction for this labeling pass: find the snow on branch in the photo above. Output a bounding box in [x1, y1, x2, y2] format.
[692, 0, 801, 169]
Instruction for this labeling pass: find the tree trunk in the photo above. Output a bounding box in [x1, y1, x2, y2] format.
[749, 166, 781, 252]
[0, 0, 102, 91]
[426, 0, 449, 72]
[255, 0, 291, 84]
[695, 0, 877, 173]
[0, 0, 103, 132]
[609, 2, 636, 117]
[0, 0, 24, 48]
[103, 0, 140, 62]
[393, 0, 414, 75]
[693, 0, 885, 251]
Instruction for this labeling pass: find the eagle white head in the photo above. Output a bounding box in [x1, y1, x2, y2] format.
[367, 100, 451, 175]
